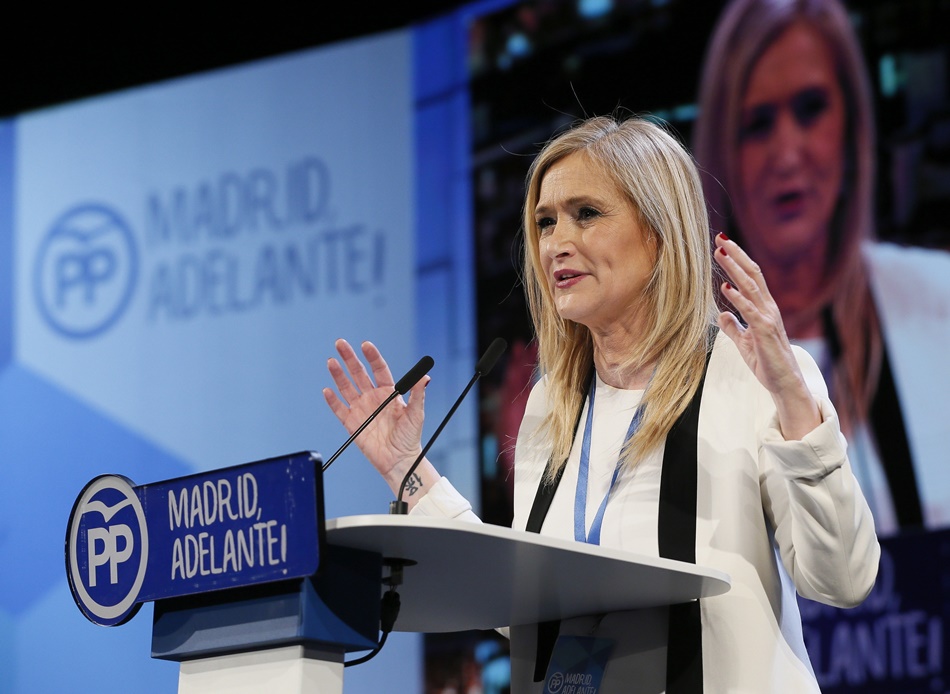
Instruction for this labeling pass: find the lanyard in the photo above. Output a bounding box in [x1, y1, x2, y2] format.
[574, 378, 644, 545]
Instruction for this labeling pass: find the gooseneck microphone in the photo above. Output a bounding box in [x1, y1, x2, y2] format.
[390, 338, 507, 514]
[322, 355, 435, 472]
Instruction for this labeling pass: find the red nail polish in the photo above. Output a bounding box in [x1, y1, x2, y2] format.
[719, 232, 729, 241]
[725, 282, 733, 290]
[719, 247, 728, 257]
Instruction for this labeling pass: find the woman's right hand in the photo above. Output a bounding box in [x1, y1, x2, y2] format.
[323, 339, 429, 491]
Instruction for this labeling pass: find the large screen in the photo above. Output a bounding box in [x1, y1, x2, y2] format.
[464, 1, 950, 693]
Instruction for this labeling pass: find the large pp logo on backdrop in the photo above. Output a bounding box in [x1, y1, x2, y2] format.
[34, 204, 138, 338]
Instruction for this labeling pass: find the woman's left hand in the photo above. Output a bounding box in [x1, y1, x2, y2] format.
[713, 233, 821, 440]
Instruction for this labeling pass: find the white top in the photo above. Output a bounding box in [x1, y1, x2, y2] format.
[413, 331, 880, 693]
[864, 242, 950, 530]
[537, 378, 655, 551]
[791, 335, 899, 534]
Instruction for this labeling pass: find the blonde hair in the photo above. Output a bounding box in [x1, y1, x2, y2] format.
[522, 116, 718, 478]
[693, 0, 881, 430]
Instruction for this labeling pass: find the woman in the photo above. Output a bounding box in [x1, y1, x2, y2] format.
[325, 116, 878, 692]
[693, 0, 950, 532]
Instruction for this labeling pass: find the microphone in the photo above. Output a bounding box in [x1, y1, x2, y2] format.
[322, 355, 435, 472]
[390, 338, 507, 514]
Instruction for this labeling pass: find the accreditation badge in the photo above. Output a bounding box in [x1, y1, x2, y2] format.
[543, 635, 614, 694]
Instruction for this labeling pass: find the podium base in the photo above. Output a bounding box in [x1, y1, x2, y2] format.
[152, 545, 381, 661]
[178, 645, 344, 694]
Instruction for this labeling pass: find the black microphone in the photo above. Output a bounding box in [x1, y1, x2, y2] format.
[390, 338, 507, 514]
[322, 355, 435, 472]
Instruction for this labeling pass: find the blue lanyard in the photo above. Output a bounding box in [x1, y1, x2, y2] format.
[574, 379, 644, 545]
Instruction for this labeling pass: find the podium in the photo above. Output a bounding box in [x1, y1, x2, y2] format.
[169, 515, 729, 693]
[65, 454, 730, 693]
[326, 515, 730, 633]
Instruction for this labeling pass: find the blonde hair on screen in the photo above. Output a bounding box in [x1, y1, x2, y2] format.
[693, 0, 880, 430]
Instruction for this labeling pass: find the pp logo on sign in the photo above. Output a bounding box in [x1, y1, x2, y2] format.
[34, 204, 138, 339]
[66, 475, 149, 626]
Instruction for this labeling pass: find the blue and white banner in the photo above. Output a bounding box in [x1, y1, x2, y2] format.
[15, 34, 414, 472]
[66, 452, 323, 627]
[0, 27, 467, 694]
[801, 530, 948, 693]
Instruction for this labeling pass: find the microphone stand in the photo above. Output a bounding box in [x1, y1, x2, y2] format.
[390, 338, 507, 514]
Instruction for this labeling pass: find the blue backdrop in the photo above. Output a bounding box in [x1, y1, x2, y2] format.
[0, 14, 477, 694]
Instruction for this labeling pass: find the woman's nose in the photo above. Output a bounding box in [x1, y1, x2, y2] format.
[770, 109, 805, 172]
[541, 223, 576, 258]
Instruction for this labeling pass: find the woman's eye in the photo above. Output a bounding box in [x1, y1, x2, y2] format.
[791, 87, 830, 128]
[739, 105, 776, 141]
[578, 207, 600, 221]
[537, 217, 555, 233]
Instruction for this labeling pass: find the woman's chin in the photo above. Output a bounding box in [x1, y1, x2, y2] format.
[748, 221, 830, 269]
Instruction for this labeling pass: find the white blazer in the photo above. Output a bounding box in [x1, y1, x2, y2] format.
[414, 331, 879, 693]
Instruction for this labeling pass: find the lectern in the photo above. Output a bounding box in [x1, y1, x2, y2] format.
[66, 452, 730, 693]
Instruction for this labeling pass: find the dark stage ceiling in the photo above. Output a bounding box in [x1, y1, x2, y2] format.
[1, 3, 469, 117]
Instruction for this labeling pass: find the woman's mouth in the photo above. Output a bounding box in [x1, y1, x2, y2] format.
[772, 190, 806, 220]
[554, 269, 585, 289]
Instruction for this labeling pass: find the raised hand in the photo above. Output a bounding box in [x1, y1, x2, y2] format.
[323, 339, 428, 489]
[713, 233, 821, 440]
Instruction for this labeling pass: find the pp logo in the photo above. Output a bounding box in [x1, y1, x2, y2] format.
[34, 204, 138, 338]
[66, 475, 148, 626]
[546, 672, 564, 693]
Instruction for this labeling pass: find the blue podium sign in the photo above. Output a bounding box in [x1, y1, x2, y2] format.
[66, 451, 323, 626]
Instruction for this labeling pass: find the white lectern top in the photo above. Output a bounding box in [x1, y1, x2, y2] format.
[326, 515, 730, 633]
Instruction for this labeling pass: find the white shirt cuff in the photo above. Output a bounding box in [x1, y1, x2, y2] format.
[409, 477, 482, 523]
[759, 395, 849, 480]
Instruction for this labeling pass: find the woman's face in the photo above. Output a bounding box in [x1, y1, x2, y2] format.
[535, 151, 656, 336]
[735, 22, 846, 269]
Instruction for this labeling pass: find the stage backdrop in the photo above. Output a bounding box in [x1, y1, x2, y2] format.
[463, 1, 950, 693]
[0, 15, 476, 694]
